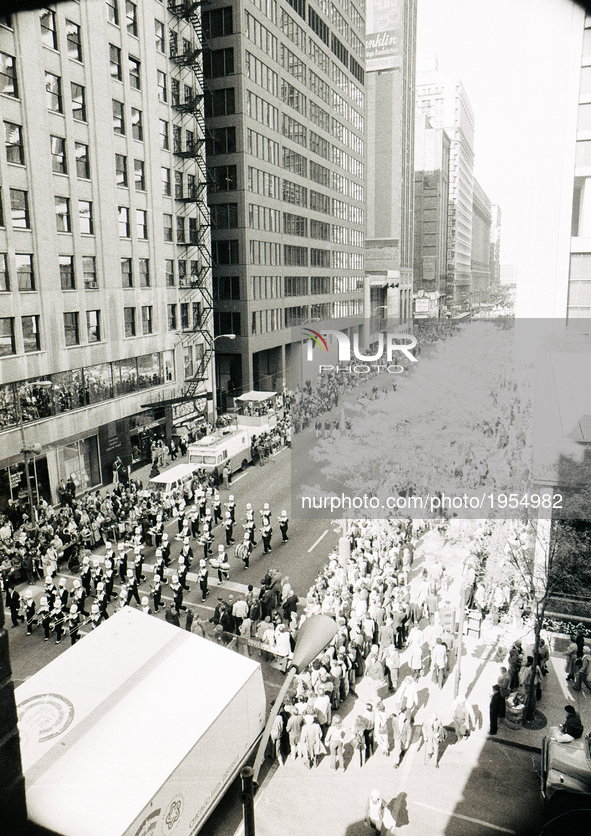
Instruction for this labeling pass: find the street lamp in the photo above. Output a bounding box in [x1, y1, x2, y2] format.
[212, 333, 236, 423]
[250, 614, 337, 786]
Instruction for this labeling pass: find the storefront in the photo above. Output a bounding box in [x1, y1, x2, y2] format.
[0, 455, 51, 513]
[98, 406, 170, 483]
[172, 398, 209, 443]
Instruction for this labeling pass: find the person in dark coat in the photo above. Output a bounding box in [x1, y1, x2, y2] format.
[489, 684, 502, 735]
[6, 585, 22, 628]
[165, 605, 180, 628]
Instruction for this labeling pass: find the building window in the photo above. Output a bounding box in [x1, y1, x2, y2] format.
[175, 170, 183, 199]
[212, 240, 239, 265]
[121, 257, 132, 287]
[171, 78, 180, 106]
[173, 125, 182, 154]
[0, 253, 9, 290]
[163, 213, 173, 241]
[165, 259, 174, 285]
[107, 0, 119, 25]
[0, 318, 15, 355]
[66, 20, 82, 61]
[137, 209, 148, 239]
[213, 275, 240, 300]
[118, 205, 130, 237]
[22, 315, 41, 352]
[46, 72, 62, 112]
[59, 255, 75, 289]
[71, 83, 86, 121]
[168, 304, 177, 330]
[205, 88, 234, 118]
[206, 126, 236, 156]
[0, 52, 18, 98]
[204, 47, 234, 78]
[203, 7, 233, 38]
[79, 200, 93, 234]
[5, 122, 23, 164]
[83, 256, 97, 288]
[50, 135, 66, 173]
[157, 70, 167, 102]
[55, 196, 71, 232]
[75, 142, 89, 178]
[10, 189, 30, 229]
[160, 119, 169, 149]
[169, 28, 177, 57]
[110, 44, 122, 79]
[162, 167, 171, 196]
[142, 305, 153, 334]
[64, 312, 80, 345]
[214, 311, 240, 337]
[176, 216, 185, 243]
[134, 159, 145, 190]
[115, 153, 128, 186]
[113, 100, 125, 134]
[16, 254, 34, 291]
[178, 260, 187, 286]
[139, 258, 149, 286]
[155, 19, 165, 52]
[129, 56, 141, 89]
[208, 165, 237, 192]
[131, 108, 143, 141]
[40, 8, 58, 50]
[124, 306, 136, 336]
[86, 310, 101, 342]
[210, 203, 239, 229]
[126, 0, 137, 36]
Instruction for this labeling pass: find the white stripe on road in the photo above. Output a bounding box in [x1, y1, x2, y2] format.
[307, 529, 329, 552]
[413, 802, 516, 834]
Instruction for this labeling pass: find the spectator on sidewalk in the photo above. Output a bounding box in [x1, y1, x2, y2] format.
[489, 685, 503, 735]
[573, 647, 591, 693]
[365, 789, 395, 835]
[554, 705, 584, 742]
[451, 694, 475, 742]
[422, 713, 445, 767]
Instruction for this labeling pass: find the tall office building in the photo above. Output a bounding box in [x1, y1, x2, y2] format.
[470, 177, 492, 305]
[365, 0, 416, 323]
[204, 0, 367, 403]
[413, 107, 450, 318]
[489, 204, 501, 294]
[416, 58, 475, 308]
[568, 14, 591, 318]
[0, 0, 213, 510]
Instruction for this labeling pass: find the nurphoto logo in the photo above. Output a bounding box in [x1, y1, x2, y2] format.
[303, 327, 418, 375]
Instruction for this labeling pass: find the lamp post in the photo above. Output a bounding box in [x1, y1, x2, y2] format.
[211, 333, 236, 425]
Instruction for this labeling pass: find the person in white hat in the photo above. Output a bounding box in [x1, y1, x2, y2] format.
[37, 596, 52, 641]
[67, 603, 82, 645]
[235, 533, 252, 569]
[151, 574, 164, 613]
[23, 590, 36, 636]
[80, 555, 92, 596]
[161, 532, 171, 565]
[198, 560, 209, 602]
[225, 495, 236, 523]
[50, 598, 65, 644]
[169, 574, 186, 612]
[140, 596, 152, 616]
[214, 545, 230, 584]
[125, 567, 141, 606]
[177, 554, 190, 591]
[117, 542, 128, 582]
[90, 602, 103, 630]
[58, 577, 69, 608]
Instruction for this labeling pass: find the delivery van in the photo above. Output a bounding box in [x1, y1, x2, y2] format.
[188, 427, 252, 474]
[145, 462, 199, 499]
[16, 607, 266, 836]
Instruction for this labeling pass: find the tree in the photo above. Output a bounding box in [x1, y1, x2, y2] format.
[501, 517, 585, 721]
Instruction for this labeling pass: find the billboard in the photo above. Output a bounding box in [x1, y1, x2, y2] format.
[365, 29, 399, 72]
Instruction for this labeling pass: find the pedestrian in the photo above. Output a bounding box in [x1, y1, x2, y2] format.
[365, 789, 395, 835]
[422, 713, 445, 767]
[451, 694, 475, 742]
[497, 666, 511, 718]
[165, 605, 180, 628]
[298, 711, 325, 769]
[431, 638, 447, 689]
[6, 585, 22, 628]
[573, 647, 591, 692]
[286, 705, 303, 760]
[325, 714, 346, 771]
[269, 713, 285, 766]
[374, 701, 390, 756]
[391, 707, 412, 768]
[213, 545, 230, 583]
[489, 684, 502, 735]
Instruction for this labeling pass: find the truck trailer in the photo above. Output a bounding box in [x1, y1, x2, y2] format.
[15, 607, 266, 836]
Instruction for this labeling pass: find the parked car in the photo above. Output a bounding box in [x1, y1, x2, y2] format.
[541, 725, 591, 810]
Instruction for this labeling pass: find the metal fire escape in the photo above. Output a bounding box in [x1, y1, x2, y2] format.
[168, 0, 213, 399]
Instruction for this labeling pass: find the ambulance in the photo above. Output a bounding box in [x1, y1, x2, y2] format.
[188, 427, 252, 474]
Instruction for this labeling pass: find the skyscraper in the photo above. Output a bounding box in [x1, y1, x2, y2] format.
[204, 0, 367, 403]
[416, 57, 475, 308]
[0, 0, 212, 509]
[365, 0, 416, 323]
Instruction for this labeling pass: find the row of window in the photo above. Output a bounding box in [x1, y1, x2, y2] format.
[0, 310, 101, 354]
[245, 241, 364, 267]
[107, 0, 139, 37]
[45, 72, 87, 121]
[0, 188, 92, 233]
[3, 122, 91, 180]
[250, 272, 363, 299]
[0, 350, 174, 432]
[109, 44, 141, 89]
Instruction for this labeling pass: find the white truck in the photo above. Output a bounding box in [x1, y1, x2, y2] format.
[188, 427, 252, 474]
[15, 607, 266, 836]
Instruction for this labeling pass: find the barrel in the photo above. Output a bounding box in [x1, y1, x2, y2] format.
[505, 702, 525, 730]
